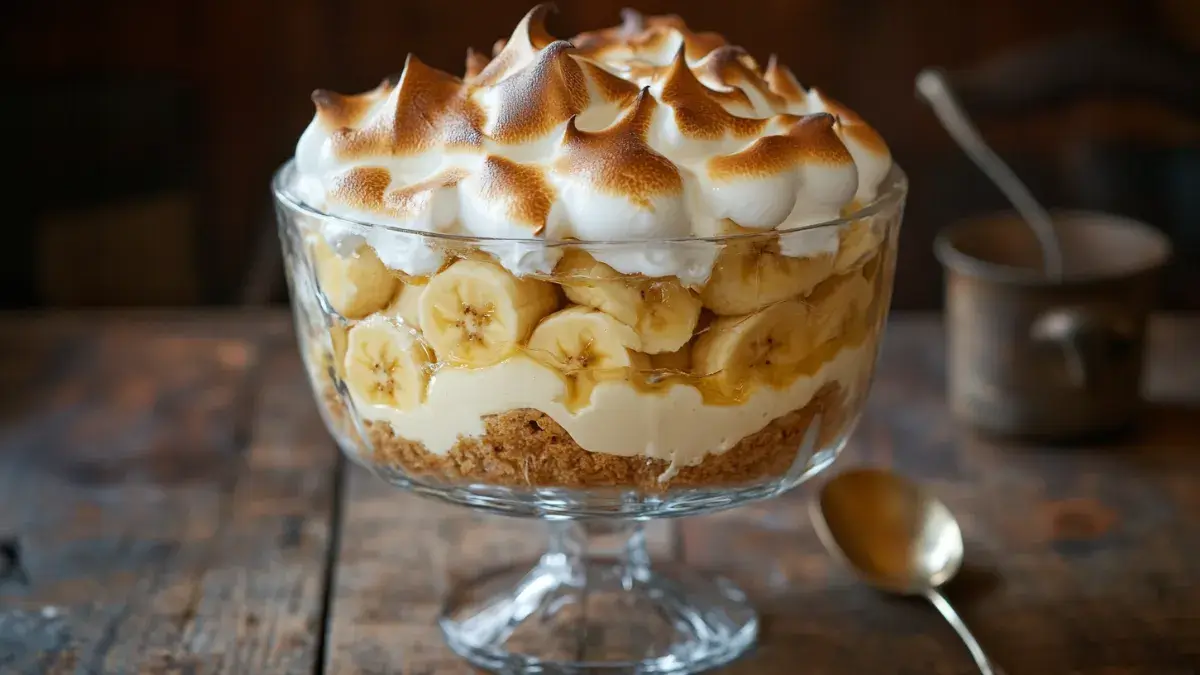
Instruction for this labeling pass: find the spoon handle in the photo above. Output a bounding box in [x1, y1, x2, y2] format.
[916, 68, 1063, 281]
[925, 588, 1006, 675]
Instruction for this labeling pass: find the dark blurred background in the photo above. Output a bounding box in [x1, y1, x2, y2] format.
[3, 0, 1198, 311]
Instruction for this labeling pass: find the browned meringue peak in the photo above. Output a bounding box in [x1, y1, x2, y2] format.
[763, 55, 807, 105]
[569, 11, 642, 59]
[573, 10, 726, 63]
[464, 47, 490, 80]
[692, 46, 785, 115]
[310, 76, 397, 130]
[570, 6, 646, 51]
[327, 54, 483, 160]
[706, 113, 854, 180]
[472, 3, 557, 88]
[760, 59, 888, 157]
[573, 56, 641, 106]
[554, 89, 683, 206]
[643, 14, 727, 60]
[327, 166, 466, 218]
[620, 60, 670, 87]
[657, 46, 768, 140]
[807, 87, 890, 156]
[468, 156, 557, 234]
[468, 6, 638, 144]
[476, 39, 591, 144]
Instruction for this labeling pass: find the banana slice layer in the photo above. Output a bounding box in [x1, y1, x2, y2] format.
[527, 306, 651, 410]
[557, 251, 701, 354]
[419, 259, 559, 367]
[700, 240, 833, 316]
[311, 239, 399, 320]
[692, 299, 812, 402]
[344, 316, 432, 411]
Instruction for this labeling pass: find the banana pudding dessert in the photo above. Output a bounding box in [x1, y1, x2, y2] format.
[284, 5, 900, 490]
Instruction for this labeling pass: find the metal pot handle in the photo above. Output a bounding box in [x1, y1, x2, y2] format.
[1030, 306, 1136, 389]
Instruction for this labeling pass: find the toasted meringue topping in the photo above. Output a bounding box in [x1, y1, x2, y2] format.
[323, 54, 484, 167]
[476, 40, 590, 145]
[555, 90, 682, 206]
[461, 155, 557, 236]
[661, 47, 766, 136]
[707, 114, 852, 179]
[575, 58, 641, 105]
[329, 167, 467, 221]
[473, 3, 557, 87]
[698, 114, 857, 229]
[551, 88, 689, 258]
[763, 55, 807, 104]
[574, 11, 727, 63]
[310, 77, 396, 130]
[808, 87, 889, 156]
[327, 166, 391, 211]
[294, 5, 892, 278]
[694, 47, 783, 115]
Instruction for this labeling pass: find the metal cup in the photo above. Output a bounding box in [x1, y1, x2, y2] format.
[935, 210, 1171, 440]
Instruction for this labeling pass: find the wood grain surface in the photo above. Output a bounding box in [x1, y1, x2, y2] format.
[1, 312, 1198, 674]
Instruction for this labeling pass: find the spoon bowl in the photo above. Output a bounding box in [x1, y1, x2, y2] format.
[811, 467, 964, 594]
[812, 467, 1004, 674]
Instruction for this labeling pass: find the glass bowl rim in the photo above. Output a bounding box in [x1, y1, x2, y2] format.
[272, 159, 906, 247]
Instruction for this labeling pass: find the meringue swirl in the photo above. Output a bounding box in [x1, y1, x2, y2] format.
[294, 4, 892, 282]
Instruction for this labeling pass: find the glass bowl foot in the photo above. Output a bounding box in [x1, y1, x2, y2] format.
[439, 522, 757, 674]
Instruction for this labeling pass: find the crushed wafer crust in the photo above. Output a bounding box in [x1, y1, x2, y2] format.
[335, 383, 852, 490]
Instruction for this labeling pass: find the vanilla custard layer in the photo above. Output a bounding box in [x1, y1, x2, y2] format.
[349, 341, 872, 468]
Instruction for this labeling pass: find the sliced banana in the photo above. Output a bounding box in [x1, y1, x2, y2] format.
[527, 306, 648, 369]
[343, 316, 432, 410]
[527, 306, 651, 406]
[556, 251, 702, 354]
[700, 239, 834, 316]
[419, 259, 559, 367]
[386, 281, 426, 330]
[692, 299, 811, 400]
[834, 219, 884, 273]
[311, 239, 398, 319]
[804, 271, 874, 347]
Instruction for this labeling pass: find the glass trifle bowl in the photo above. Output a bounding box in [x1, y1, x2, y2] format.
[276, 5, 905, 673]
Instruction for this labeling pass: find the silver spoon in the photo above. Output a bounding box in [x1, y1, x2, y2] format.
[811, 467, 1006, 675]
[916, 67, 1064, 281]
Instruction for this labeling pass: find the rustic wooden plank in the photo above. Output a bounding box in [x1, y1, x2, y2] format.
[683, 316, 1200, 674]
[325, 465, 677, 675]
[0, 316, 260, 674]
[0, 313, 340, 674]
[166, 340, 340, 674]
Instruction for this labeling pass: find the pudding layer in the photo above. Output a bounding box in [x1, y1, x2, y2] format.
[366, 383, 853, 490]
[348, 341, 872, 469]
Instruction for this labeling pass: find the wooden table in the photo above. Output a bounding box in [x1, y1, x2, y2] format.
[1, 311, 1197, 675]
